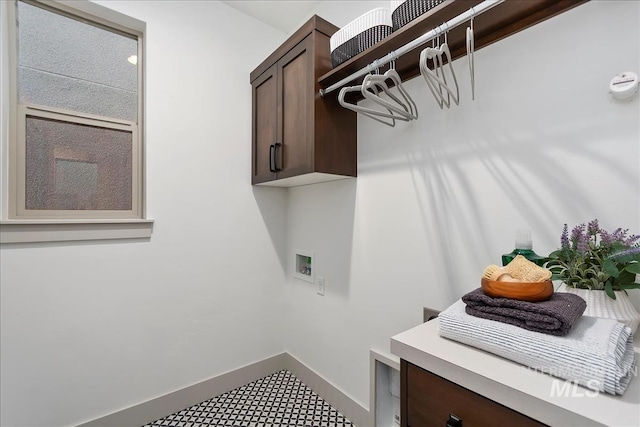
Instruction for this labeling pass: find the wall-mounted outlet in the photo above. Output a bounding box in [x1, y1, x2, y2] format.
[317, 276, 325, 296]
[423, 307, 440, 322]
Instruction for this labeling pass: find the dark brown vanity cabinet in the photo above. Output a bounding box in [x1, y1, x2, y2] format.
[250, 16, 356, 186]
[401, 360, 546, 427]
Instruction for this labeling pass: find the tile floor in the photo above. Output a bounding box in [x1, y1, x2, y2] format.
[144, 370, 356, 427]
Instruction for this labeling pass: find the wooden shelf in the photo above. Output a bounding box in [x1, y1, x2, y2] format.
[318, 0, 588, 91]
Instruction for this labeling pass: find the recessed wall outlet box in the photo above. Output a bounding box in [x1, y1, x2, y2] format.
[424, 307, 440, 322]
[294, 249, 314, 283]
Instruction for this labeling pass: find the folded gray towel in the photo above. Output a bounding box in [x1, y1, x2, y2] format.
[462, 288, 586, 336]
[439, 300, 636, 395]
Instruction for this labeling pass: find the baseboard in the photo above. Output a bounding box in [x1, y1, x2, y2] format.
[76, 352, 370, 427]
[76, 353, 288, 427]
[284, 353, 371, 427]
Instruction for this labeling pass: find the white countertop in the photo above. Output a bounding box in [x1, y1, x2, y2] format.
[391, 319, 640, 427]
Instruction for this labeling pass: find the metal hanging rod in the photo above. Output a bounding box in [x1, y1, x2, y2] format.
[319, 0, 504, 97]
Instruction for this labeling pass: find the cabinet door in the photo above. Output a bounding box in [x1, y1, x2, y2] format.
[276, 35, 313, 180]
[252, 64, 278, 184]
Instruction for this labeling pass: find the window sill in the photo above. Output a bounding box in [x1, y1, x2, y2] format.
[0, 219, 154, 244]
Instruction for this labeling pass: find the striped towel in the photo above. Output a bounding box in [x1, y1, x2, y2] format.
[439, 300, 636, 395]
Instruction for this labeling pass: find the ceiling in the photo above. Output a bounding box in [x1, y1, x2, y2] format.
[221, 0, 323, 34]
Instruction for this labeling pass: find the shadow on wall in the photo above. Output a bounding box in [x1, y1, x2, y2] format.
[357, 98, 636, 299]
[252, 185, 288, 272]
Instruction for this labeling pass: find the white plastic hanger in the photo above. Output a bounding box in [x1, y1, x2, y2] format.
[359, 62, 414, 121]
[362, 74, 413, 120]
[361, 56, 418, 120]
[467, 8, 475, 100]
[420, 27, 452, 109]
[386, 55, 419, 120]
[419, 30, 444, 109]
[439, 42, 460, 106]
[419, 24, 460, 109]
[420, 47, 446, 109]
[439, 23, 460, 106]
[434, 28, 450, 108]
[339, 84, 397, 127]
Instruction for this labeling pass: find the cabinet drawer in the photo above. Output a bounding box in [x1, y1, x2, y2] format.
[404, 361, 546, 427]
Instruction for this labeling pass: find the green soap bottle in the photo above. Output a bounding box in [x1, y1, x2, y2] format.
[502, 229, 546, 267]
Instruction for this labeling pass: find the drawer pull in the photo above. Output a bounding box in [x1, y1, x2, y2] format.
[446, 414, 462, 427]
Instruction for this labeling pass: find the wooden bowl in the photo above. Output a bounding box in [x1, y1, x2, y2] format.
[481, 278, 554, 302]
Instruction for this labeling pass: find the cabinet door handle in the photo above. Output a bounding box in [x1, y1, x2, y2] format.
[446, 414, 462, 427]
[274, 142, 282, 172]
[269, 144, 276, 173]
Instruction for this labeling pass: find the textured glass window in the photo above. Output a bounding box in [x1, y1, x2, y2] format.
[17, 1, 138, 121]
[8, 0, 143, 223]
[25, 116, 133, 211]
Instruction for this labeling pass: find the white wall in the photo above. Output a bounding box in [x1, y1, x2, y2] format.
[285, 0, 640, 409]
[2, 1, 639, 425]
[0, 1, 289, 426]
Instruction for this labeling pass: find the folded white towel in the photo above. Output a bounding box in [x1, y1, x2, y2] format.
[439, 300, 636, 395]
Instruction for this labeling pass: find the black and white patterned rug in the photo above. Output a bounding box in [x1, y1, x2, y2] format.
[144, 370, 355, 427]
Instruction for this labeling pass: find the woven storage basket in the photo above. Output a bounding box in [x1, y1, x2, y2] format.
[391, 0, 445, 31]
[330, 8, 393, 68]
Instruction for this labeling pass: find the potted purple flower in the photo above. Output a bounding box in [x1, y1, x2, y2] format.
[546, 219, 640, 333]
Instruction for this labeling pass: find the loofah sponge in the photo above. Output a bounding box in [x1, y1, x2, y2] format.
[504, 255, 551, 282]
[482, 264, 517, 282]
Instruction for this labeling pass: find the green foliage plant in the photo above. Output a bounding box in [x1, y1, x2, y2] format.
[546, 219, 640, 299]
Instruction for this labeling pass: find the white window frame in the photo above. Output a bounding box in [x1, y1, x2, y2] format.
[0, 0, 152, 243]
[16, 104, 141, 219]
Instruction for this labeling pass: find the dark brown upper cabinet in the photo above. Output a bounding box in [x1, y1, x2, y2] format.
[250, 16, 357, 186]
